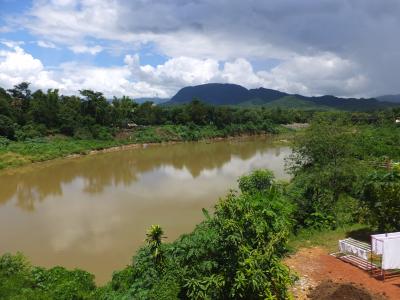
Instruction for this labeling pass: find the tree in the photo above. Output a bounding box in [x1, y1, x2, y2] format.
[186, 99, 210, 125]
[145, 224, 165, 265]
[0, 92, 12, 118]
[7, 82, 32, 124]
[58, 95, 82, 135]
[170, 106, 190, 125]
[211, 106, 234, 129]
[181, 170, 294, 299]
[7, 82, 31, 102]
[238, 169, 274, 194]
[111, 96, 137, 127]
[287, 112, 365, 228]
[30, 89, 60, 128]
[80, 90, 111, 125]
[361, 170, 400, 232]
[0, 115, 14, 139]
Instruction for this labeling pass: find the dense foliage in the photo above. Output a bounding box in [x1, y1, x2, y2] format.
[0, 82, 310, 142]
[0, 253, 96, 299]
[287, 110, 400, 231]
[361, 171, 400, 232]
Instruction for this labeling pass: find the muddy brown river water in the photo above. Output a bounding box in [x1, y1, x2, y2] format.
[0, 136, 291, 284]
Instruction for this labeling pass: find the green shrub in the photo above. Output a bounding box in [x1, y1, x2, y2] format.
[0, 115, 15, 139]
[333, 194, 364, 227]
[74, 127, 93, 139]
[238, 169, 275, 194]
[0, 136, 10, 147]
[109, 170, 295, 299]
[0, 253, 96, 300]
[91, 125, 113, 140]
[15, 123, 47, 141]
[361, 170, 400, 231]
[304, 211, 336, 230]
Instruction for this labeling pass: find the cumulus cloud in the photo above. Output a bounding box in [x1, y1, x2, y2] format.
[258, 54, 369, 97]
[23, 0, 137, 45]
[134, 56, 220, 92]
[220, 59, 262, 88]
[0, 42, 369, 98]
[0, 45, 167, 97]
[69, 44, 103, 55]
[0, 45, 59, 89]
[6, 0, 398, 96]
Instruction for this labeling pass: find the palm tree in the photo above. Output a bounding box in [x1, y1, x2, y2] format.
[145, 225, 165, 265]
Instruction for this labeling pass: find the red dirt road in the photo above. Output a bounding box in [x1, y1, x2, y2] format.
[285, 247, 400, 299]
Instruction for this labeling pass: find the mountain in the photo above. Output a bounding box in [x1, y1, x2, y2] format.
[376, 94, 400, 103]
[168, 83, 249, 105]
[135, 97, 170, 104]
[167, 83, 396, 111]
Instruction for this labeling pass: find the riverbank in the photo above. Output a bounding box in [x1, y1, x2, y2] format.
[0, 124, 292, 170]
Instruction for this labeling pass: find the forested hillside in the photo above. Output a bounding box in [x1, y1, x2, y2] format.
[376, 94, 400, 103]
[168, 83, 396, 110]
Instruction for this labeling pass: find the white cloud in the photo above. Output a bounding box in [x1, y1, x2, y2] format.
[221, 58, 261, 88]
[0, 46, 42, 75]
[24, 0, 136, 45]
[69, 44, 103, 55]
[0, 43, 368, 98]
[152, 31, 293, 61]
[0, 26, 12, 33]
[135, 56, 220, 93]
[258, 53, 369, 96]
[10, 0, 400, 96]
[37, 40, 57, 48]
[0, 45, 59, 89]
[19, 0, 294, 61]
[129, 53, 367, 97]
[1, 40, 24, 48]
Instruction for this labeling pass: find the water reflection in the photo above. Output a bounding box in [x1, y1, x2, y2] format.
[0, 137, 288, 210]
[0, 136, 290, 283]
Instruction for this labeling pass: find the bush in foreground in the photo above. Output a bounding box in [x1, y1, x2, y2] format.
[103, 169, 295, 299]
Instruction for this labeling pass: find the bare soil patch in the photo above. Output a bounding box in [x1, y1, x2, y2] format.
[285, 247, 400, 299]
[309, 280, 386, 300]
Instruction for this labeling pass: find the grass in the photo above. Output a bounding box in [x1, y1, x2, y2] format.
[0, 137, 126, 170]
[288, 224, 372, 253]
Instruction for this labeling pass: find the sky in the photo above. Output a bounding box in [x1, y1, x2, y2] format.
[0, 0, 399, 98]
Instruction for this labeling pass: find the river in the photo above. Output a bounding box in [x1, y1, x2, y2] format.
[0, 136, 291, 284]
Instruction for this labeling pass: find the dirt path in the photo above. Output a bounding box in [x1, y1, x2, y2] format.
[285, 247, 400, 299]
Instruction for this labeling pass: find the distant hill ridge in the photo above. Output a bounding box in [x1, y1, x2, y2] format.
[376, 94, 400, 103]
[167, 83, 397, 111]
[135, 97, 170, 104]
